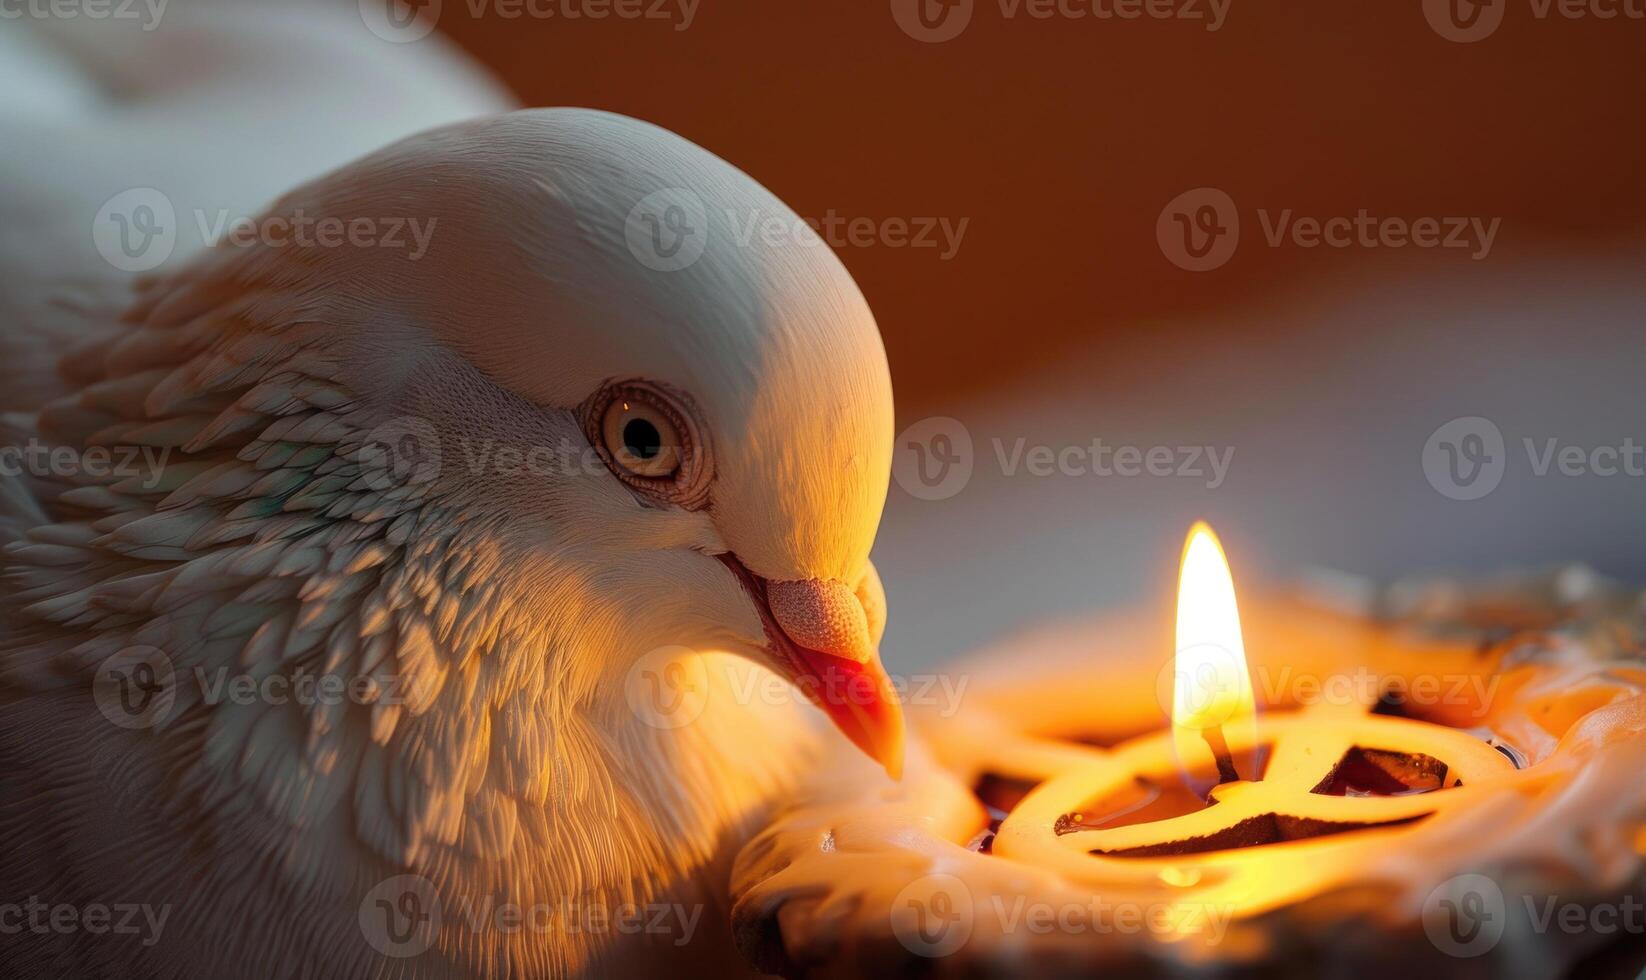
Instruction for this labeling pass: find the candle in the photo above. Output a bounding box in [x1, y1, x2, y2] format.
[992, 521, 1517, 919]
[733, 528, 1646, 975]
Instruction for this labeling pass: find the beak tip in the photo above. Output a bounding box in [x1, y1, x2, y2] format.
[862, 699, 906, 780]
[856, 675, 907, 781]
[843, 715, 905, 780]
[881, 746, 905, 781]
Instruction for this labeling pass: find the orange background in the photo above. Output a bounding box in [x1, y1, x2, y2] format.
[437, 2, 1646, 411]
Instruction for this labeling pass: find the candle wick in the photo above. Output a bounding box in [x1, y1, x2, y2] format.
[1202, 724, 1241, 785]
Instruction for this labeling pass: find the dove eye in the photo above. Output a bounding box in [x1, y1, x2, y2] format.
[583, 380, 713, 509]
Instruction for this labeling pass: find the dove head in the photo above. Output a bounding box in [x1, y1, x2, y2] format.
[237, 109, 903, 773]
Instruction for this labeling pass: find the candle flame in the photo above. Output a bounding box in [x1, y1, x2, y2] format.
[1171, 522, 1257, 781]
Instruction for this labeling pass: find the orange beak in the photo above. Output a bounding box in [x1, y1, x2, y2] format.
[717, 556, 906, 778]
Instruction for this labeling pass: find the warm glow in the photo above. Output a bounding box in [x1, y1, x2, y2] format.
[1171, 522, 1258, 779]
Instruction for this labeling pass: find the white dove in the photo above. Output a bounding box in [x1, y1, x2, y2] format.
[1, 84, 904, 980]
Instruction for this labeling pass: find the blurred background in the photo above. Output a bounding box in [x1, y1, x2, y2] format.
[13, 0, 1644, 668]
[432, 1, 1646, 665]
[435, 1, 1645, 407]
